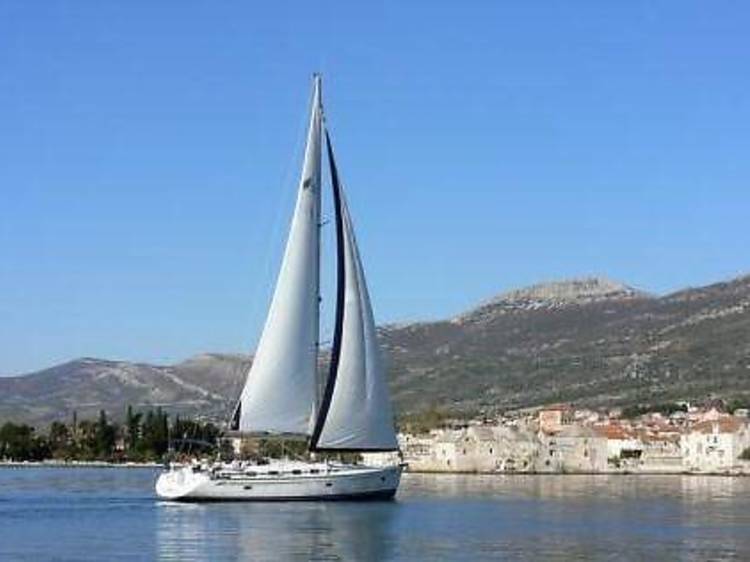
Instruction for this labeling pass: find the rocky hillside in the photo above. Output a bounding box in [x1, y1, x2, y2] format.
[0, 354, 250, 427]
[383, 275, 750, 413]
[2, 275, 749, 427]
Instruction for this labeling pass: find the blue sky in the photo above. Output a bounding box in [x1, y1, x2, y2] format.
[1, 1, 748, 375]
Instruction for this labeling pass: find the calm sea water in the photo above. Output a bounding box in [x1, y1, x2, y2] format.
[1, 468, 749, 561]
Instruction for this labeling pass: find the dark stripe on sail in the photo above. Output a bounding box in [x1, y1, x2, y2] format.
[229, 400, 241, 431]
[310, 129, 346, 452]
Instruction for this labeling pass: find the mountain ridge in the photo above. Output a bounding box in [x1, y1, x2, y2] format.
[2, 273, 749, 426]
[453, 276, 651, 325]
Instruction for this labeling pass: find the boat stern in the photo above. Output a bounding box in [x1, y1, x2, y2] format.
[155, 466, 210, 500]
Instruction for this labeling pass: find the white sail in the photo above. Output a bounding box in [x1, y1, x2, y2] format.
[312, 138, 398, 450]
[238, 76, 322, 435]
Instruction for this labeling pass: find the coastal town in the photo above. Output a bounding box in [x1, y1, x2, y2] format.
[4, 401, 750, 477]
[363, 401, 750, 476]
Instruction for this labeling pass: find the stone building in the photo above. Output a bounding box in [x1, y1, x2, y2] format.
[538, 425, 608, 473]
[430, 430, 462, 471]
[538, 405, 574, 434]
[400, 424, 538, 473]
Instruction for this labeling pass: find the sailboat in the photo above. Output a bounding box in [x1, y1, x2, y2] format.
[155, 75, 403, 501]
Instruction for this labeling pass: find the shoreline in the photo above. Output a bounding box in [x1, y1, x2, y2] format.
[0, 460, 161, 469]
[405, 469, 750, 477]
[2, 461, 748, 476]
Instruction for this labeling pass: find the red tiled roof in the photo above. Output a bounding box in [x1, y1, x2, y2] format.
[691, 417, 747, 435]
[593, 425, 636, 440]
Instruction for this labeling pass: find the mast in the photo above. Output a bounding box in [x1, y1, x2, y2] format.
[311, 73, 323, 432]
[234, 75, 323, 436]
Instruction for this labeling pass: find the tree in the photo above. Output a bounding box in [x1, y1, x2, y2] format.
[0, 422, 49, 461]
[0, 422, 32, 460]
[141, 407, 169, 459]
[125, 405, 143, 452]
[77, 420, 98, 457]
[48, 421, 70, 459]
[95, 410, 116, 459]
[1, 409, 223, 463]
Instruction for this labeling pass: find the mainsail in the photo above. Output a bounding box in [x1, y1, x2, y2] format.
[236, 75, 322, 435]
[310, 131, 398, 452]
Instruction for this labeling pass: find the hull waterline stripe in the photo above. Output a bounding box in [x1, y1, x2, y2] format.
[165, 488, 398, 503]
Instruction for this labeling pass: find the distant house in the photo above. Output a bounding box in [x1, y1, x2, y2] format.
[398, 429, 464, 472]
[461, 425, 537, 473]
[538, 404, 574, 434]
[400, 424, 538, 473]
[639, 432, 682, 473]
[432, 430, 462, 471]
[399, 433, 432, 457]
[681, 416, 750, 472]
[490, 425, 538, 473]
[594, 424, 642, 462]
[538, 425, 608, 473]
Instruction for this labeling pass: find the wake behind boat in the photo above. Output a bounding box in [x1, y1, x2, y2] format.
[155, 75, 403, 501]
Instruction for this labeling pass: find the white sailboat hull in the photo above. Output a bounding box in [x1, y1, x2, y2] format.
[155, 461, 402, 502]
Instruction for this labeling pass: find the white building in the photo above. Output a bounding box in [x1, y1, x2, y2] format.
[681, 417, 750, 472]
[593, 424, 642, 461]
[639, 434, 683, 473]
